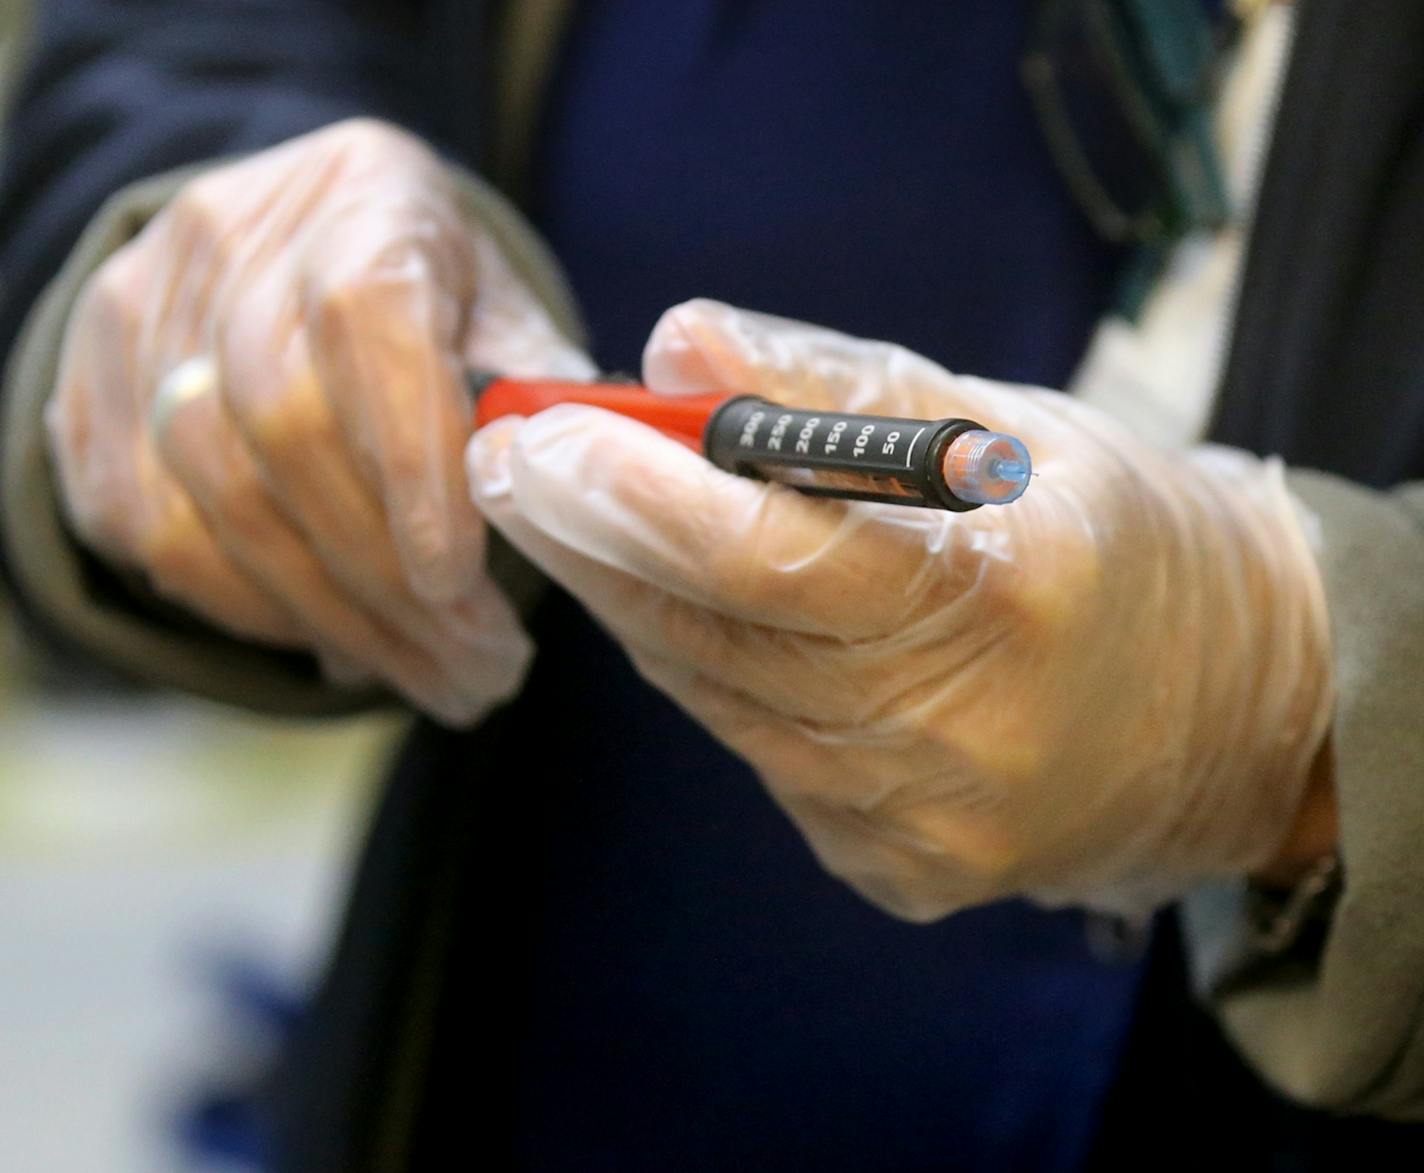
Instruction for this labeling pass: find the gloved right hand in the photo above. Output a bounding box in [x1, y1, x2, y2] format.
[470, 300, 1335, 918]
[48, 118, 593, 723]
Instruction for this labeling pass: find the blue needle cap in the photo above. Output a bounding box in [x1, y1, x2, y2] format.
[941, 430, 1033, 506]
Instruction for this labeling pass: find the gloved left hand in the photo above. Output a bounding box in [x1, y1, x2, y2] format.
[46, 119, 592, 724]
[468, 299, 1334, 920]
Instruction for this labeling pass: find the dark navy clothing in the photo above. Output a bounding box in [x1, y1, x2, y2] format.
[532, 1, 1122, 383]
[436, 596, 1144, 1172]
[442, 3, 1142, 1169]
[0, 2, 1143, 1170]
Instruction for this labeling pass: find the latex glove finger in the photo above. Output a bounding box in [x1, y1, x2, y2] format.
[464, 233, 598, 381]
[642, 300, 1134, 506]
[131, 132, 359, 380]
[49, 260, 303, 647]
[213, 296, 494, 655]
[158, 355, 530, 722]
[151, 360, 489, 718]
[470, 419, 1001, 732]
[295, 174, 482, 606]
[475, 442, 995, 872]
[77, 235, 420, 644]
[134, 495, 309, 648]
[45, 120, 540, 726]
[474, 431, 1038, 912]
[468, 406, 996, 640]
[626, 631, 1088, 919]
[137, 167, 441, 642]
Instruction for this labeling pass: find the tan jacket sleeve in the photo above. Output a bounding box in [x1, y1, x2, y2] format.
[0, 159, 581, 717]
[1182, 469, 1424, 1120]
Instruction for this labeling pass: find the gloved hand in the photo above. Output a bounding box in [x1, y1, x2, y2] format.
[468, 299, 1334, 918]
[48, 118, 593, 724]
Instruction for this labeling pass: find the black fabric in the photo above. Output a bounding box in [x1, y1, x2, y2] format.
[1210, 0, 1424, 485]
[407, 591, 1146, 1173]
[262, 717, 485, 1172]
[0, 0, 461, 368]
[1092, 0, 1424, 1166]
[1089, 914, 1424, 1172]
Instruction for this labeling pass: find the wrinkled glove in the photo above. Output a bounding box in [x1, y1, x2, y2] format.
[48, 118, 593, 724]
[469, 299, 1334, 919]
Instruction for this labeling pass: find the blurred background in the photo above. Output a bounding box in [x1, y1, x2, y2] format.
[1, 11, 400, 1164]
[0, 633, 399, 1171]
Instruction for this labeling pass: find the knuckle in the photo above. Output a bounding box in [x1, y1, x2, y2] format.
[995, 530, 1098, 641]
[45, 381, 88, 465]
[239, 388, 335, 473]
[961, 545, 1042, 631]
[166, 176, 229, 242]
[889, 804, 1025, 900]
[86, 256, 131, 308]
[78, 250, 146, 334]
[319, 117, 432, 171]
[309, 271, 372, 335]
[323, 116, 401, 149]
[875, 741, 1038, 890]
[44, 400, 143, 563]
[709, 542, 810, 623]
[137, 509, 205, 599]
[854, 876, 950, 925]
[972, 557, 1024, 619]
[923, 703, 1044, 794]
[379, 432, 431, 489]
[805, 827, 955, 924]
[953, 827, 1031, 894]
[695, 490, 795, 614]
[651, 599, 737, 673]
[68, 492, 136, 564]
[153, 182, 237, 293]
[394, 498, 458, 580]
[887, 898, 949, 926]
[204, 463, 271, 548]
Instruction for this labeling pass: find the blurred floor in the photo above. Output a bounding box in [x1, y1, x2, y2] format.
[0, 4, 389, 1166]
[0, 634, 400, 1172]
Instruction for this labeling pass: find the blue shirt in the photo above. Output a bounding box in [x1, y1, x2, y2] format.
[502, 2, 1141, 1169]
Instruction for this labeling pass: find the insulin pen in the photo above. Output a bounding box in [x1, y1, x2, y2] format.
[467, 372, 1032, 512]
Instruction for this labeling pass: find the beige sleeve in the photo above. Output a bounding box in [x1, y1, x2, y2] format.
[1182, 469, 1424, 1120]
[0, 159, 580, 717]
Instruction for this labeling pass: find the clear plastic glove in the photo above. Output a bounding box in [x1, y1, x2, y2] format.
[468, 299, 1334, 919]
[48, 118, 594, 724]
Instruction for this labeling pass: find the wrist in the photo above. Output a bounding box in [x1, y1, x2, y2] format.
[1252, 731, 1337, 889]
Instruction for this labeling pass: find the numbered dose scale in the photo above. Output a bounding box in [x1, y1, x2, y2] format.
[470, 374, 1033, 512]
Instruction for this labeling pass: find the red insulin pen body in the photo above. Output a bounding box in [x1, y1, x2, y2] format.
[468, 372, 1032, 512]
